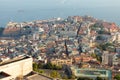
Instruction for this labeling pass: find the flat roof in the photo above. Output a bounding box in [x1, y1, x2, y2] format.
[26, 74, 52, 80]
[0, 56, 31, 66]
[74, 68, 112, 79]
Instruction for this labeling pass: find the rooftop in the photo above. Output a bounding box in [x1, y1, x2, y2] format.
[71, 67, 112, 79]
[0, 56, 31, 66]
[26, 73, 52, 80]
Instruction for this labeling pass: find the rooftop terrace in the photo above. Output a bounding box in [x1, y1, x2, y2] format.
[0, 56, 31, 66]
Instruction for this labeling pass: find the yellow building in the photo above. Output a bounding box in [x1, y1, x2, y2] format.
[50, 58, 72, 66]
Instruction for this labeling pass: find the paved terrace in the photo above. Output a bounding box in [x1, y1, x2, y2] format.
[0, 56, 30, 66]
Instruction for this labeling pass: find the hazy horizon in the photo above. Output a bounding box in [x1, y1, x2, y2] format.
[0, 0, 120, 27]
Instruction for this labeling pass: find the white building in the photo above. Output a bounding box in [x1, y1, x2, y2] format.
[102, 51, 113, 66]
[0, 56, 33, 80]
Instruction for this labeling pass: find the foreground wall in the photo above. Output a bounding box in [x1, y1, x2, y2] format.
[0, 57, 33, 79]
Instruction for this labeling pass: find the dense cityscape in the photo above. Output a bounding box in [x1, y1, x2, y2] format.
[0, 16, 120, 80]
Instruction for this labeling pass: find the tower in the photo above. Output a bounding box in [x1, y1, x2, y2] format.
[87, 23, 91, 37]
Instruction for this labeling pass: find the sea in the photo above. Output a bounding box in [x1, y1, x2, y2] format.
[0, 3, 120, 27]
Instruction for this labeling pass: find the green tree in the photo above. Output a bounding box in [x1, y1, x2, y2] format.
[97, 42, 114, 51]
[91, 53, 102, 63]
[45, 62, 53, 69]
[33, 63, 38, 71]
[96, 77, 103, 80]
[96, 56, 102, 63]
[38, 63, 43, 69]
[38, 70, 44, 74]
[114, 74, 120, 80]
[98, 30, 110, 35]
[77, 77, 93, 80]
[96, 36, 103, 40]
[91, 53, 97, 58]
[43, 63, 62, 70]
[50, 70, 60, 78]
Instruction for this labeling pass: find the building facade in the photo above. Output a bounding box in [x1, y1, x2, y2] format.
[71, 67, 112, 80]
[0, 56, 33, 80]
[50, 58, 72, 66]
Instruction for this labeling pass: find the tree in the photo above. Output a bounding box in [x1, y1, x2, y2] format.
[38, 70, 44, 74]
[97, 43, 114, 51]
[43, 62, 53, 69]
[38, 63, 43, 69]
[91, 53, 97, 58]
[114, 74, 120, 80]
[96, 56, 102, 63]
[98, 30, 110, 35]
[77, 77, 93, 80]
[50, 70, 60, 78]
[43, 63, 62, 70]
[91, 53, 102, 63]
[96, 36, 103, 40]
[96, 77, 103, 80]
[33, 63, 38, 71]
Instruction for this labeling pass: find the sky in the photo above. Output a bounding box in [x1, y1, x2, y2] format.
[0, 0, 120, 10]
[0, 0, 120, 27]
